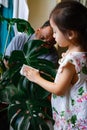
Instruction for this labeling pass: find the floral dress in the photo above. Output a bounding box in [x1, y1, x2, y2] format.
[51, 52, 87, 130]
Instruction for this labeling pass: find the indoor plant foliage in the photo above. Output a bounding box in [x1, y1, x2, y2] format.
[0, 16, 56, 130]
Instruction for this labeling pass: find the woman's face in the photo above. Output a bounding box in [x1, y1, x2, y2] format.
[50, 19, 70, 48]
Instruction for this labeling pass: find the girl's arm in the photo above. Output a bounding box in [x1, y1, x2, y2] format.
[23, 63, 76, 96]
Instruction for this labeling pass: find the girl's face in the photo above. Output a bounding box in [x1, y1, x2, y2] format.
[50, 19, 70, 48]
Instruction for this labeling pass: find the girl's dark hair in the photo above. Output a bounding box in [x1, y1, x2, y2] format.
[50, 1, 87, 51]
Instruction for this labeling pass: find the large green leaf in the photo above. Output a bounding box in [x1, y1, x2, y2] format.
[8, 97, 53, 130]
[0, 84, 18, 103]
[0, 15, 35, 35]
[23, 40, 49, 60]
[0, 19, 56, 129]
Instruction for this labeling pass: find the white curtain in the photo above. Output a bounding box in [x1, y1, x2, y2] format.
[13, 0, 29, 35]
[0, 0, 8, 7]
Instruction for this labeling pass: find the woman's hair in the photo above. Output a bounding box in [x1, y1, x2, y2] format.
[41, 20, 50, 28]
[50, 1, 87, 51]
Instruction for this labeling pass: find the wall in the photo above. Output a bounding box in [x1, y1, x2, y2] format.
[27, 0, 67, 57]
[27, 0, 57, 29]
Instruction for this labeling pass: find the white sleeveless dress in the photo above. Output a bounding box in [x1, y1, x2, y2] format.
[51, 52, 87, 130]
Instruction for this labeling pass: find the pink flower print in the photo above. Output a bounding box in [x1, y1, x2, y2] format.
[75, 58, 81, 72]
[79, 123, 87, 130]
[53, 112, 57, 120]
[67, 123, 74, 130]
[76, 58, 80, 66]
[77, 98, 83, 102]
[82, 54, 86, 60]
[67, 109, 71, 113]
[61, 117, 66, 124]
[55, 117, 66, 128]
[80, 126, 87, 130]
[77, 93, 87, 102]
[55, 120, 60, 127]
[74, 119, 87, 130]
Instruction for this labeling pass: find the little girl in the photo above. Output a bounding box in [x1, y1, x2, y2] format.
[22, 1, 87, 130]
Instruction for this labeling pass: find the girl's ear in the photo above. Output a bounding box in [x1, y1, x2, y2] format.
[67, 30, 77, 40]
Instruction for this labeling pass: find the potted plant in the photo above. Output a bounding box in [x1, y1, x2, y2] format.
[0, 16, 56, 130]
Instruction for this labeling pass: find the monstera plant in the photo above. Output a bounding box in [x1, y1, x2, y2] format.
[0, 16, 56, 130]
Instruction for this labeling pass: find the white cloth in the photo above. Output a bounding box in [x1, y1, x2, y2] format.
[13, 0, 29, 35]
[0, 0, 8, 8]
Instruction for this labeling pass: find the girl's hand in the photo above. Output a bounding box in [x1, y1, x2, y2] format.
[20, 64, 40, 83]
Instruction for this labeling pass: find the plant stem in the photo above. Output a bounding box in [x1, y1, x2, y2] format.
[3, 24, 11, 59]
